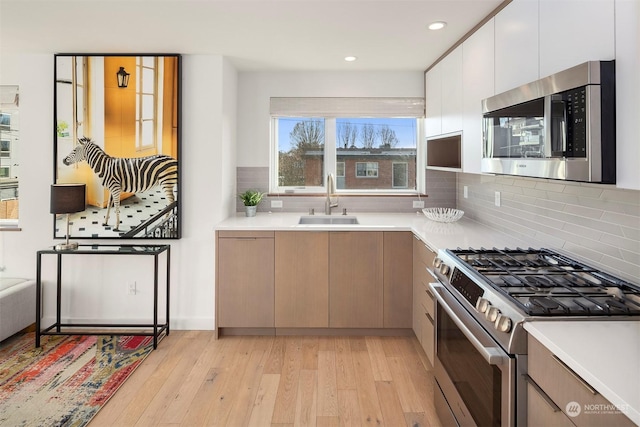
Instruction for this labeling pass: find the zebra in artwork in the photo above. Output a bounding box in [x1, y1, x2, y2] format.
[62, 137, 178, 231]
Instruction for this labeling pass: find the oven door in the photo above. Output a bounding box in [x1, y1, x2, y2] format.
[429, 282, 515, 427]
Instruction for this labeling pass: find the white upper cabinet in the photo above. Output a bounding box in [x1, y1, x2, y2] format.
[440, 45, 463, 135]
[425, 45, 463, 138]
[462, 19, 495, 174]
[425, 63, 442, 137]
[614, 0, 639, 190]
[494, 0, 539, 94]
[539, 0, 615, 77]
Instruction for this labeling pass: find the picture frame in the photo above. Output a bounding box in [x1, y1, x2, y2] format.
[53, 54, 182, 239]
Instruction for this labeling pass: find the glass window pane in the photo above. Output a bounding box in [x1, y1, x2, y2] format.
[141, 120, 154, 147]
[392, 163, 408, 188]
[337, 118, 416, 191]
[142, 94, 154, 119]
[142, 67, 155, 93]
[277, 117, 325, 187]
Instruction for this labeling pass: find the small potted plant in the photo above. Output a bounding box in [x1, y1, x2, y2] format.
[238, 189, 265, 217]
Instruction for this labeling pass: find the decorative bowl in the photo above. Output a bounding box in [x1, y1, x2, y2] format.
[422, 207, 464, 223]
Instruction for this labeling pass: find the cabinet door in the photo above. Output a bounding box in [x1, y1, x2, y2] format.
[383, 232, 413, 328]
[495, 0, 539, 93]
[329, 231, 383, 328]
[425, 64, 443, 137]
[217, 233, 274, 328]
[614, 0, 640, 190]
[275, 231, 329, 327]
[440, 45, 463, 135]
[462, 18, 494, 174]
[539, 0, 614, 78]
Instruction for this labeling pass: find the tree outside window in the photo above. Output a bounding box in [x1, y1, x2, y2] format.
[275, 116, 417, 192]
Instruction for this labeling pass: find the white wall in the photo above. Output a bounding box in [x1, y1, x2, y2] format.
[237, 71, 424, 167]
[0, 54, 237, 330]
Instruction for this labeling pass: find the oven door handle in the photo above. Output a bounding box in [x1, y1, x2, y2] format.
[429, 282, 505, 366]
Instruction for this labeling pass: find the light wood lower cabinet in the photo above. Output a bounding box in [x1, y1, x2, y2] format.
[217, 230, 416, 333]
[413, 235, 436, 365]
[528, 335, 635, 427]
[383, 232, 413, 328]
[274, 231, 329, 327]
[216, 231, 275, 328]
[329, 231, 384, 328]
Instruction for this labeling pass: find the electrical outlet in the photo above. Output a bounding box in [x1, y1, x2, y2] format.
[495, 191, 501, 207]
[128, 281, 137, 295]
[463, 186, 468, 199]
[413, 200, 425, 208]
[271, 200, 283, 208]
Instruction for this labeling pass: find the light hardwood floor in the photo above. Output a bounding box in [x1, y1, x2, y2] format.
[90, 331, 441, 426]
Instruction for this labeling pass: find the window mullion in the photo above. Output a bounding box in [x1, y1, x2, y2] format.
[324, 118, 337, 189]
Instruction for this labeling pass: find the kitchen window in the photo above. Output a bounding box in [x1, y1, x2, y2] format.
[270, 97, 425, 194]
[356, 162, 378, 178]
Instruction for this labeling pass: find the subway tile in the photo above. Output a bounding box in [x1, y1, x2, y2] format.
[534, 181, 566, 193]
[562, 184, 604, 199]
[599, 232, 640, 255]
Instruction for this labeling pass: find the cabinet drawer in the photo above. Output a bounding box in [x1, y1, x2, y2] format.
[525, 377, 574, 427]
[413, 237, 436, 267]
[528, 336, 635, 427]
[417, 281, 435, 320]
[420, 311, 434, 367]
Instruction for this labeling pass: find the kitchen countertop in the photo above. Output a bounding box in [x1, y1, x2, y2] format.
[524, 321, 640, 425]
[215, 212, 527, 252]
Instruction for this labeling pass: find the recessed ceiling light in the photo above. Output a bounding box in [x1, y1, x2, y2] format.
[344, 56, 357, 62]
[428, 21, 447, 30]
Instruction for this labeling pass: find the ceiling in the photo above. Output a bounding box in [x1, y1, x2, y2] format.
[0, 0, 504, 71]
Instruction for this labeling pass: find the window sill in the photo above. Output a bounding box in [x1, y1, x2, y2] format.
[268, 192, 427, 198]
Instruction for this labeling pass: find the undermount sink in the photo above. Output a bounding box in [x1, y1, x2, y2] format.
[298, 216, 359, 225]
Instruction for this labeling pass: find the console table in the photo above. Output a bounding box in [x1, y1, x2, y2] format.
[36, 244, 170, 349]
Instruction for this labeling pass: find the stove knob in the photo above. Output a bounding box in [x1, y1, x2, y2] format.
[486, 306, 500, 322]
[433, 258, 442, 268]
[439, 264, 451, 276]
[475, 298, 490, 313]
[495, 314, 512, 333]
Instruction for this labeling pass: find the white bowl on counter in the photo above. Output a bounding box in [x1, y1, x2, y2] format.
[422, 207, 464, 223]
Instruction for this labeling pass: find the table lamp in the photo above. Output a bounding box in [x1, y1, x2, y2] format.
[50, 183, 86, 250]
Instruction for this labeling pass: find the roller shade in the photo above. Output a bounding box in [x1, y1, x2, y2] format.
[270, 97, 425, 118]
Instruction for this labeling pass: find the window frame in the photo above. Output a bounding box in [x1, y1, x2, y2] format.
[135, 56, 162, 152]
[392, 161, 409, 188]
[0, 140, 10, 158]
[355, 162, 379, 178]
[270, 116, 424, 195]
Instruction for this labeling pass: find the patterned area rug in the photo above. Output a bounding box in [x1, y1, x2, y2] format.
[0, 333, 153, 426]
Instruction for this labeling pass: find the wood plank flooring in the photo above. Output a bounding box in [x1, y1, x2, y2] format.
[90, 331, 441, 427]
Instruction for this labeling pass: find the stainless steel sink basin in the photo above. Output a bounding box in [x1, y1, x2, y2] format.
[298, 216, 359, 225]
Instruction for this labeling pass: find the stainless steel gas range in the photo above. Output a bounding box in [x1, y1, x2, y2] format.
[429, 247, 640, 427]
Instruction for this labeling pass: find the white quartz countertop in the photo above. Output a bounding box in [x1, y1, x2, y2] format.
[215, 212, 527, 252]
[524, 321, 640, 425]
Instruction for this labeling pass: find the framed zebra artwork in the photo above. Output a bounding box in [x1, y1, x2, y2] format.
[53, 54, 182, 239]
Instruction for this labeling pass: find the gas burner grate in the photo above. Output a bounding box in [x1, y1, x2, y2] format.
[448, 247, 640, 317]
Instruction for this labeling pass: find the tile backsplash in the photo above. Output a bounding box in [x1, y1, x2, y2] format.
[457, 173, 640, 283]
[236, 167, 456, 213]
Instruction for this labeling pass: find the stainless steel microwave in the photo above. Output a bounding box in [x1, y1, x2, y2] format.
[481, 61, 615, 183]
